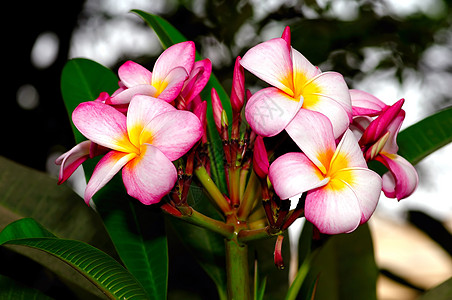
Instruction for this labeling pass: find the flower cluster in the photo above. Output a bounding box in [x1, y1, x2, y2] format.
[56, 27, 418, 235]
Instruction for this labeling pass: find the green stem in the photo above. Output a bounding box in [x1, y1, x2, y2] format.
[176, 206, 235, 239]
[225, 238, 251, 300]
[237, 171, 259, 221]
[195, 166, 232, 214]
[237, 226, 273, 243]
[229, 166, 241, 208]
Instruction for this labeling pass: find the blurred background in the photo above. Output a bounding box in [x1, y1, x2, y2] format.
[3, 0, 452, 299]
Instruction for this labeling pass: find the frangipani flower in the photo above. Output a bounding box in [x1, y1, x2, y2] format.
[351, 90, 418, 200]
[269, 110, 382, 234]
[109, 41, 196, 105]
[72, 95, 203, 205]
[240, 37, 352, 139]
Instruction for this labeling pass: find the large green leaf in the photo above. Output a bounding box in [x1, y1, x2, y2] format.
[61, 58, 168, 299]
[0, 218, 150, 300]
[397, 106, 452, 165]
[0, 155, 116, 298]
[297, 223, 378, 300]
[132, 9, 231, 194]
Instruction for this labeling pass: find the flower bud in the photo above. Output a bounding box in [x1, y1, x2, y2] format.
[252, 135, 269, 179]
[230, 56, 245, 113]
[211, 88, 223, 134]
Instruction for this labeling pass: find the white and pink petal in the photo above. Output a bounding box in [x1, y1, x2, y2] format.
[269, 152, 329, 200]
[245, 87, 302, 137]
[305, 179, 362, 234]
[72, 101, 135, 153]
[127, 95, 176, 147]
[122, 144, 177, 205]
[152, 41, 195, 85]
[144, 110, 203, 161]
[118, 61, 152, 87]
[240, 38, 295, 96]
[376, 153, 418, 200]
[84, 151, 136, 205]
[335, 167, 382, 224]
[285, 109, 336, 173]
[55, 140, 91, 184]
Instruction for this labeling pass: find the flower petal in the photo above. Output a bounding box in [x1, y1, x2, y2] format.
[144, 110, 203, 161]
[109, 85, 157, 105]
[240, 38, 294, 96]
[291, 47, 321, 96]
[72, 101, 135, 153]
[156, 66, 189, 102]
[330, 129, 368, 172]
[85, 151, 136, 205]
[118, 61, 152, 87]
[181, 59, 212, 105]
[126, 95, 176, 147]
[152, 41, 195, 86]
[301, 72, 352, 138]
[55, 140, 91, 184]
[122, 144, 177, 205]
[335, 168, 382, 224]
[245, 87, 302, 137]
[381, 109, 405, 154]
[304, 72, 352, 116]
[285, 109, 336, 173]
[269, 152, 329, 200]
[350, 89, 387, 117]
[360, 98, 404, 146]
[305, 180, 361, 234]
[376, 153, 418, 200]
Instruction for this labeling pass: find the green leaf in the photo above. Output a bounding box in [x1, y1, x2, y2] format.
[131, 9, 231, 194]
[0, 218, 150, 300]
[0, 274, 54, 300]
[398, 106, 452, 165]
[60, 58, 119, 143]
[297, 224, 378, 300]
[60, 58, 169, 300]
[0, 155, 116, 299]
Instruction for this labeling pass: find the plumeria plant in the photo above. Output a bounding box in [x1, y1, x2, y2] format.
[1, 10, 451, 300]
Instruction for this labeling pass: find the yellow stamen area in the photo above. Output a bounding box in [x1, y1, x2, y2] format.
[322, 153, 355, 192]
[300, 81, 322, 109]
[154, 80, 169, 97]
[126, 124, 154, 156]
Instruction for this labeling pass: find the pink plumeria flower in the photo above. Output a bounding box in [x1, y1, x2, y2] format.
[240, 37, 352, 140]
[109, 41, 196, 105]
[72, 95, 203, 205]
[351, 91, 419, 200]
[268, 110, 382, 234]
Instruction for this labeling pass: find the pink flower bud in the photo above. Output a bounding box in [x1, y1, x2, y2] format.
[253, 135, 269, 179]
[211, 88, 223, 134]
[193, 100, 207, 144]
[230, 56, 245, 113]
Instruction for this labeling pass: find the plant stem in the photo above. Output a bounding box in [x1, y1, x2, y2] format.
[195, 166, 232, 214]
[225, 238, 251, 300]
[176, 206, 235, 239]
